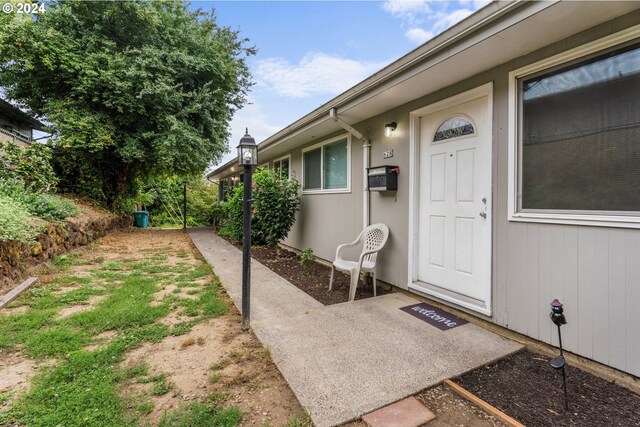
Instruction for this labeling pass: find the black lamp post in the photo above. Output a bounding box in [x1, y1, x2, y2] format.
[182, 179, 188, 230]
[237, 128, 257, 331]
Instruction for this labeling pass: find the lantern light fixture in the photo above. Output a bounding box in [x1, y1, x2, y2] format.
[237, 128, 258, 166]
[384, 121, 397, 137]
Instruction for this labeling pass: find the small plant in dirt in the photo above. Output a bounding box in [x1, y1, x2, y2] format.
[152, 380, 172, 396]
[298, 248, 315, 275]
[221, 168, 300, 246]
[283, 414, 314, 427]
[208, 372, 221, 384]
[158, 402, 242, 427]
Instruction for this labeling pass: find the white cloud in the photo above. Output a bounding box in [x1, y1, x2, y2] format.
[473, 0, 492, 10]
[254, 53, 385, 99]
[384, 0, 489, 45]
[383, 0, 432, 23]
[405, 28, 434, 44]
[433, 8, 474, 33]
[209, 98, 283, 169]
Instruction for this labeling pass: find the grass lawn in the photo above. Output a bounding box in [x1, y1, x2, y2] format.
[0, 229, 309, 427]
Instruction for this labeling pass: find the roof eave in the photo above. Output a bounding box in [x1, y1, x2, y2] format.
[0, 99, 47, 131]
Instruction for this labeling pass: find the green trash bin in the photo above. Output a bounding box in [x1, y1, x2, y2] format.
[133, 211, 149, 228]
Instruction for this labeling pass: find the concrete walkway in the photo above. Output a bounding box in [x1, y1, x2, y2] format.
[189, 228, 522, 426]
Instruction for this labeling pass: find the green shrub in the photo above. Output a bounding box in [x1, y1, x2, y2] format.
[0, 180, 79, 221]
[0, 194, 42, 242]
[0, 141, 58, 192]
[221, 168, 300, 246]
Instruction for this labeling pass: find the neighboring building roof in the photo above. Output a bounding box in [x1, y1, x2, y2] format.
[0, 98, 46, 131]
[209, 1, 640, 180]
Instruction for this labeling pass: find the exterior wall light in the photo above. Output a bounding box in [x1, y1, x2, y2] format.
[384, 122, 397, 137]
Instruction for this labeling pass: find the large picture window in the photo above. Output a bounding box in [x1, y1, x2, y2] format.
[302, 136, 350, 192]
[509, 32, 640, 227]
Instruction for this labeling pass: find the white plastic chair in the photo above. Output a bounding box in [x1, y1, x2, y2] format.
[329, 223, 390, 301]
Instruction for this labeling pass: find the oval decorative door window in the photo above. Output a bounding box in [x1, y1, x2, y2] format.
[433, 116, 475, 142]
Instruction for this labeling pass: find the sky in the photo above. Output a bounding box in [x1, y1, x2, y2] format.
[195, 0, 492, 168]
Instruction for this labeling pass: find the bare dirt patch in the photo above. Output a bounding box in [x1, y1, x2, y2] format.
[158, 311, 189, 328]
[340, 385, 509, 427]
[152, 285, 197, 306]
[0, 305, 29, 316]
[0, 351, 57, 410]
[56, 295, 108, 319]
[0, 354, 35, 395]
[84, 330, 117, 352]
[123, 309, 306, 426]
[416, 384, 508, 427]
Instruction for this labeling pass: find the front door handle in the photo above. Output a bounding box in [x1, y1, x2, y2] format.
[479, 197, 487, 218]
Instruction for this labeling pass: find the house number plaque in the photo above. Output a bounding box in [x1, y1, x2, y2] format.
[383, 149, 393, 159]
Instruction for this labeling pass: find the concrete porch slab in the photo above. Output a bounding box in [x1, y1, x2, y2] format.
[253, 292, 521, 426]
[188, 228, 523, 427]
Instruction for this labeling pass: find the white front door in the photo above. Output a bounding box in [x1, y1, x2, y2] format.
[413, 89, 492, 314]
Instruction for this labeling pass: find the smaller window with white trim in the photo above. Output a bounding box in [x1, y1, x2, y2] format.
[273, 156, 290, 180]
[302, 136, 350, 192]
[433, 116, 475, 142]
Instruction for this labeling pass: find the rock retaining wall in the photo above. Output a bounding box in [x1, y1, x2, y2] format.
[0, 214, 131, 287]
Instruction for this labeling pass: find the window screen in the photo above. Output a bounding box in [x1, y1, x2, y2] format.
[323, 139, 348, 189]
[280, 158, 290, 179]
[520, 44, 640, 212]
[303, 148, 321, 190]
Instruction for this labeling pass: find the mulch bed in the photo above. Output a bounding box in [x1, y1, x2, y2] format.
[221, 235, 391, 305]
[455, 350, 640, 427]
[252, 244, 392, 305]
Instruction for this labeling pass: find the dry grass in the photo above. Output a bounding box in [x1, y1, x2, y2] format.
[180, 337, 195, 349]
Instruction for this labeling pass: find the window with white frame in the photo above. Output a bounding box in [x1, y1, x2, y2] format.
[272, 155, 290, 180]
[510, 35, 640, 225]
[302, 136, 350, 192]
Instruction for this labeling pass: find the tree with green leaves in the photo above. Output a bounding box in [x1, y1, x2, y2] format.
[0, 0, 254, 208]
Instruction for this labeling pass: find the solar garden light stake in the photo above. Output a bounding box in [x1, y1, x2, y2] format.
[237, 128, 257, 331]
[550, 298, 569, 410]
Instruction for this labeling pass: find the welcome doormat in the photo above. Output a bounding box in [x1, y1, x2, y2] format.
[400, 302, 468, 331]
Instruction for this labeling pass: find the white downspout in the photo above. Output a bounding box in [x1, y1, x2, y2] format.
[330, 108, 370, 228]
